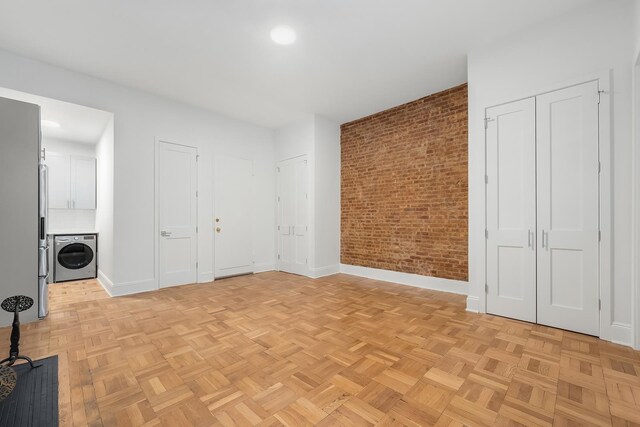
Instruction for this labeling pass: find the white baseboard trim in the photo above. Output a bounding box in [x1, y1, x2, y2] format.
[309, 264, 340, 279]
[109, 278, 156, 297]
[254, 262, 276, 273]
[466, 296, 479, 313]
[339, 264, 468, 295]
[611, 322, 633, 347]
[198, 271, 215, 283]
[97, 270, 114, 297]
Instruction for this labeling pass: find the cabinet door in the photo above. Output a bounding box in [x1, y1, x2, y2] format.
[71, 156, 96, 209]
[536, 81, 600, 336]
[46, 153, 71, 209]
[485, 98, 537, 322]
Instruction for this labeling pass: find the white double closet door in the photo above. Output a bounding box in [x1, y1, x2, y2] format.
[277, 156, 309, 275]
[486, 81, 600, 336]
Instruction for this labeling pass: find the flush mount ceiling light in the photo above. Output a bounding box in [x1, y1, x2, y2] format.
[270, 26, 296, 45]
[41, 120, 60, 128]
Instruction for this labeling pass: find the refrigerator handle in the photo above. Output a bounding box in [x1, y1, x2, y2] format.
[39, 163, 48, 241]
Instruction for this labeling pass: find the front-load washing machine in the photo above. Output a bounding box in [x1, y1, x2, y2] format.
[54, 234, 97, 282]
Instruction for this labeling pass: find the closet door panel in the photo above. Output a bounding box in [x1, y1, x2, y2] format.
[486, 98, 537, 322]
[536, 81, 600, 336]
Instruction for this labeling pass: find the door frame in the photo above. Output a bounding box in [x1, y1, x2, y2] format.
[482, 70, 613, 341]
[275, 154, 311, 276]
[154, 137, 199, 290]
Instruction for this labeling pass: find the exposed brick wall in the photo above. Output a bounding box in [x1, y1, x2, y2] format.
[341, 84, 468, 281]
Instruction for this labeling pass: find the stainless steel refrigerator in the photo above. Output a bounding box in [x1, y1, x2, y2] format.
[0, 96, 48, 327]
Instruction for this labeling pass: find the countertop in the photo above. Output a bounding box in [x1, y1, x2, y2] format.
[47, 230, 98, 236]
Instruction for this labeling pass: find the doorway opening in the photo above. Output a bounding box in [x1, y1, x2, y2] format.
[0, 87, 114, 300]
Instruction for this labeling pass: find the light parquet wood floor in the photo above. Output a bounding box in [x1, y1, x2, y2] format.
[2, 272, 639, 426]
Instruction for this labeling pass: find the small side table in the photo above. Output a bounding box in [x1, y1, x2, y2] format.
[0, 296, 40, 369]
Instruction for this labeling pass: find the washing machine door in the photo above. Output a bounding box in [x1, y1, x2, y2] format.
[57, 243, 94, 270]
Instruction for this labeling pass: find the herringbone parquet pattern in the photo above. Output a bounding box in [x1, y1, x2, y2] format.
[2, 272, 639, 426]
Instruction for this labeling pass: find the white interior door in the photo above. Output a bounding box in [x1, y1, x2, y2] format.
[486, 98, 537, 322]
[158, 141, 198, 288]
[277, 156, 308, 275]
[214, 155, 254, 278]
[71, 156, 96, 209]
[536, 81, 600, 335]
[46, 153, 70, 209]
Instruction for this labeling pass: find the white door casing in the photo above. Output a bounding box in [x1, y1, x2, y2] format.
[214, 155, 254, 278]
[486, 98, 537, 322]
[277, 156, 309, 275]
[158, 141, 198, 288]
[536, 81, 600, 336]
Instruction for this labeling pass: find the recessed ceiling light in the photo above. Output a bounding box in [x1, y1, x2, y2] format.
[41, 120, 60, 128]
[270, 26, 296, 45]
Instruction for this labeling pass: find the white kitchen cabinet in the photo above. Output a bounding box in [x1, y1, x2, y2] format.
[46, 153, 71, 209]
[71, 156, 96, 209]
[46, 153, 96, 210]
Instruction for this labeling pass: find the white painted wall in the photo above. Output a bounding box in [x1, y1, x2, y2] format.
[42, 137, 97, 232]
[274, 115, 341, 278]
[468, 0, 635, 345]
[47, 209, 95, 233]
[274, 117, 315, 161]
[95, 117, 114, 282]
[0, 49, 276, 295]
[313, 116, 341, 276]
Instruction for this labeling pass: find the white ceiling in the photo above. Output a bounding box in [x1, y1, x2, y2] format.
[0, 87, 113, 144]
[0, 0, 601, 128]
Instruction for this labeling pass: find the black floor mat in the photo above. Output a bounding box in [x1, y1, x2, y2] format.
[0, 355, 58, 427]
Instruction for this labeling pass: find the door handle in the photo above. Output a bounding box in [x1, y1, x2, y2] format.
[161, 231, 172, 237]
[541, 230, 547, 249]
[216, 227, 221, 233]
[528, 229, 532, 248]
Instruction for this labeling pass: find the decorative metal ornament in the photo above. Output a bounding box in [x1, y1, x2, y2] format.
[1, 295, 34, 313]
